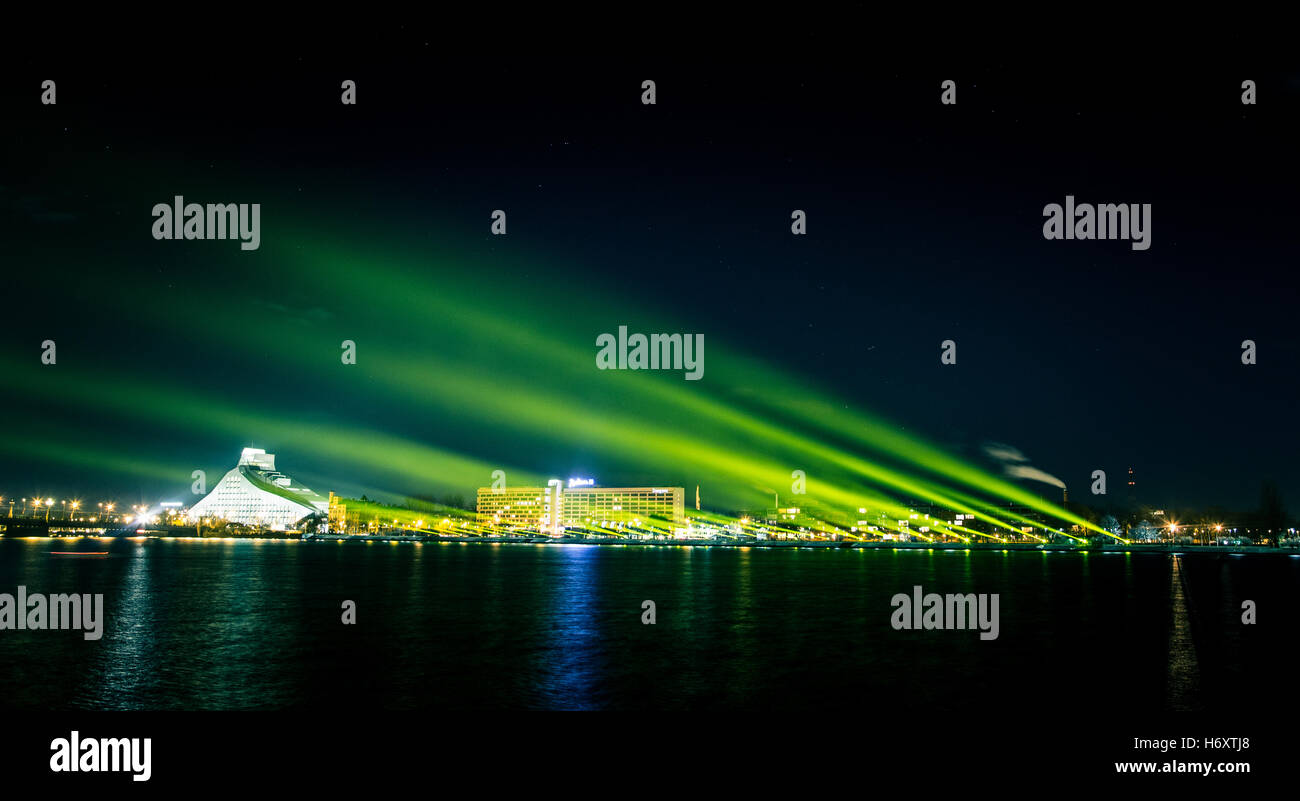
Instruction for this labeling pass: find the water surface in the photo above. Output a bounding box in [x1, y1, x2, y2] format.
[0, 538, 1294, 711]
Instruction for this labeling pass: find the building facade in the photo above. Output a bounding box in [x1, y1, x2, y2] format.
[476, 482, 685, 535]
[188, 448, 329, 530]
[561, 486, 685, 533]
[475, 487, 551, 530]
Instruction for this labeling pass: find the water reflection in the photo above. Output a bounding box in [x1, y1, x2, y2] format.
[1165, 555, 1202, 711]
[535, 545, 603, 709]
[0, 540, 1288, 712]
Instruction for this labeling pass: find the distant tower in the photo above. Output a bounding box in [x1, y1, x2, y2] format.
[1062, 486, 1069, 507]
[695, 485, 700, 511]
[1126, 467, 1136, 508]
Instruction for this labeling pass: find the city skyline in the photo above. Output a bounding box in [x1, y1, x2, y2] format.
[1, 447, 1288, 522]
[3, 63, 1296, 520]
[5, 442, 1293, 546]
[0, 38, 1297, 787]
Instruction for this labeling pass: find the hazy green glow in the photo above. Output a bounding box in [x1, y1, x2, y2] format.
[261, 237, 1118, 538]
[0, 433, 188, 484]
[0, 353, 544, 496]
[5, 219, 1122, 541]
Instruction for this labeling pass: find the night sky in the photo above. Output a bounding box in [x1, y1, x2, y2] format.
[2, 46, 1296, 517]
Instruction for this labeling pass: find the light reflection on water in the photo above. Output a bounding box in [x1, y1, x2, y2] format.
[0, 538, 1294, 712]
[1165, 555, 1202, 711]
[536, 544, 603, 709]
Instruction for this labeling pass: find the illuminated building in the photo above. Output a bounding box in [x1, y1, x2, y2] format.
[757, 500, 840, 539]
[327, 492, 359, 534]
[475, 487, 551, 530]
[187, 448, 329, 530]
[561, 485, 685, 533]
[476, 479, 685, 535]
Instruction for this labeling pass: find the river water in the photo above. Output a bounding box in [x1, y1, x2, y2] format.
[0, 538, 1295, 711]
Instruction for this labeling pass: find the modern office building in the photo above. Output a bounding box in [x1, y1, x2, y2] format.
[187, 448, 329, 530]
[476, 480, 685, 535]
[475, 486, 552, 530]
[561, 485, 685, 532]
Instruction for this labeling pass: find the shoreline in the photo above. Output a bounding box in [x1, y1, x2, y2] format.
[16, 531, 1300, 555]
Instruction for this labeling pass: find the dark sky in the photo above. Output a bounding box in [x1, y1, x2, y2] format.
[1, 44, 1296, 515]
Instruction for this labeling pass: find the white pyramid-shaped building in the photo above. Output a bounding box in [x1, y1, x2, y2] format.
[188, 448, 329, 530]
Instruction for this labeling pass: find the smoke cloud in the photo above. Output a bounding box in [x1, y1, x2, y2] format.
[984, 443, 1067, 490]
